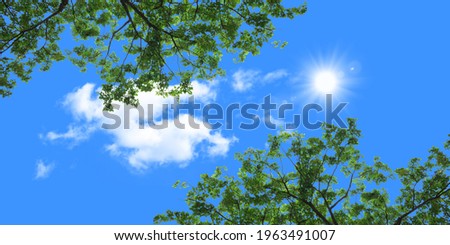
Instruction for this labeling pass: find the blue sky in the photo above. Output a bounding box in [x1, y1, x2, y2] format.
[1, 1, 449, 224]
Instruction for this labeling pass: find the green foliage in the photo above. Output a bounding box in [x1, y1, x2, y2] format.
[1, 0, 306, 109]
[154, 119, 450, 225]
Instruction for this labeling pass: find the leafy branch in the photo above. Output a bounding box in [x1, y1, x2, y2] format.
[1, 0, 68, 54]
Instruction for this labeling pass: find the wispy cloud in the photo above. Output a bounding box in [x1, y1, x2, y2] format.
[35, 160, 54, 180]
[232, 69, 289, 92]
[265, 115, 285, 128]
[41, 125, 96, 146]
[262, 69, 289, 83]
[231, 69, 260, 92]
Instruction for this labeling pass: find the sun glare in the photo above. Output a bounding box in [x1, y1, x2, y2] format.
[313, 70, 339, 94]
[299, 50, 354, 101]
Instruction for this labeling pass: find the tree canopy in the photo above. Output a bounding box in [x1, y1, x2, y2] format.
[154, 119, 450, 225]
[1, 0, 306, 110]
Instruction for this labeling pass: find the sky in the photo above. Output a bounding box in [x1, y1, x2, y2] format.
[1, 1, 449, 224]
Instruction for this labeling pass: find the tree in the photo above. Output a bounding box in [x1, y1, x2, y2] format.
[154, 119, 450, 225]
[0, 0, 306, 110]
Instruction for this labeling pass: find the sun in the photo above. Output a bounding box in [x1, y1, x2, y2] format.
[313, 70, 339, 94]
[298, 50, 355, 101]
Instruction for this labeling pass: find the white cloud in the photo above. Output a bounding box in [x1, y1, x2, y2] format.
[105, 115, 234, 169]
[45, 81, 237, 170]
[40, 85, 101, 145]
[35, 160, 54, 180]
[232, 69, 260, 92]
[262, 69, 288, 83]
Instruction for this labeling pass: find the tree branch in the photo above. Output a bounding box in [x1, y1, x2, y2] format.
[120, 0, 174, 37]
[394, 183, 450, 225]
[324, 143, 348, 194]
[119, 0, 139, 38]
[1, 0, 19, 26]
[214, 210, 235, 224]
[302, 199, 332, 225]
[330, 170, 355, 210]
[277, 175, 332, 225]
[260, 207, 267, 225]
[119, 0, 175, 79]
[105, 20, 130, 59]
[311, 185, 338, 224]
[1, 0, 68, 54]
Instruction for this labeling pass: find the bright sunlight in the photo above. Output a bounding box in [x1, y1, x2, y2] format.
[313, 70, 339, 94]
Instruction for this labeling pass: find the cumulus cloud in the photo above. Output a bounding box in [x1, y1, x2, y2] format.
[44, 81, 237, 170]
[104, 115, 235, 169]
[35, 160, 54, 179]
[63, 83, 103, 122]
[182, 81, 217, 103]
